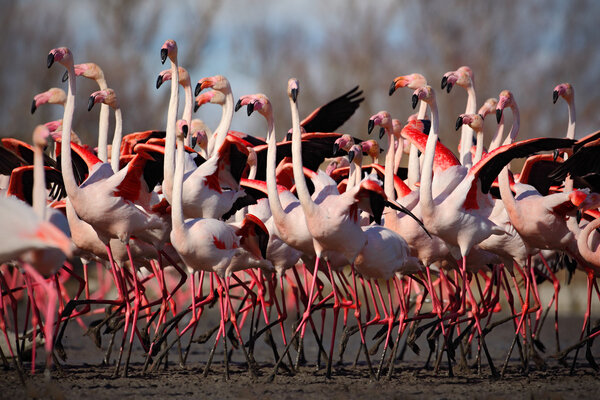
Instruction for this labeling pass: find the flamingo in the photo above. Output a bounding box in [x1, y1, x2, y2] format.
[441, 66, 477, 167]
[156, 65, 194, 147]
[169, 119, 268, 378]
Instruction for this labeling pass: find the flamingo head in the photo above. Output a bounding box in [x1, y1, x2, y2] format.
[195, 90, 225, 112]
[190, 119, 209, 149]
[31, 88, 67, 114]
[356, 179, 388, 224]
[477, 98, 498, 120]
[325, 159, 339, 175]
[412, 85, 435, 109]
[287, 78, 300, 103]
[347, 144, 363, 165]
[157, 66, 189, 89]
[247, 147, 257, 167]
[195, 75, 230, 96]
[442, 66, 474, 93]
[156, 69, 172, 89]
[88, 88, 118, 111]
[176, 120, 189, 141]
[455, 113, 484, 133]
[32, 125, 53, 149]
[553, 82, 574, 104]
[160, 39, 177, 64]
[368, 111, 392, 139]
[496, 90, 515, 123]
[44, 120, 63, 134]
[361, 140, 381, 160]
[235, 94, 272, 119]
[47, 47, 73, 69]
[389, 73, 427, 96]
[333, 134, 354, 155]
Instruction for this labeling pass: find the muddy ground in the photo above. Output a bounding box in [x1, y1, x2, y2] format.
[1, 309, 599, 400]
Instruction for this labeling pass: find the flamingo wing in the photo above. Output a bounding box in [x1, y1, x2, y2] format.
[7, 165, 66, 205]
[300, 86, 364, 133]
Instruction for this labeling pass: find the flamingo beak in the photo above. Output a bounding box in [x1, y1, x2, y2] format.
[31, 99, 37, 114]
[379, 127, 386, 140]
[156, 74, 164, 89]
[347, 149, 355, 163]
[446, 82, 453, 93]
[455, 116, 464, 131]
[553, 90, 559, 104]
[496, 109, 503, 124]
[194, 83, 202, 96]
[333, 142, 340, 155]
[87, 95, 96, 112]
[291, 88, 298, 103]
[441, 76, 448, 90]
[47, 53, 55, 68]
[411, 94, 419, 110]
[62, 70, 69, 82]
[367, 119, 375, 134]
[234, 99, 243, 112]
[194, 102, 200, 112]
[160, 48, 168, 64]
[247, 102, 254, 116]
[191, 134, 197, 148]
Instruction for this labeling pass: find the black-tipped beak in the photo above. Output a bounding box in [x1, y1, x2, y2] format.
[246, 102, 254, 116]
[194, 83, 201, 96]
[446, 82, 453, 93]
[553, 148, 560, 161]
[31, 100, 37, 114]
[286, 132, 292, 141]
[291, 88, 298, 103]
[47, 53, 55, 68]
[577, 209, 582, 224]
[379, 127, 385, 140]
[496, 109, 503, 124]
[160, 48, 168, 64]
[182, 123, 188, 136]
[347, 150, 355, 164]
[191, 135, 197, 148]
[367, 119, 375, 134]
[441, 76, 447, 90]
[156, 74, 164, 89]
[62, 70, 69, 82]
[388, 81, 397, 96]
[87, 96, 96, 111]
[421, 119, 431, 135]
[194, 102, 200, 112]
[234, 99, 242, 112]
[370, 193, 385, 225]
[553, 90, 559, 104]
[411, 94, 418, 109]
[333, 142, 340, 155]
[455, 116, 463, 131]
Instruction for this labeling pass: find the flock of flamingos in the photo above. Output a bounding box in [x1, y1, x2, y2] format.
[2, 39, 600, 383]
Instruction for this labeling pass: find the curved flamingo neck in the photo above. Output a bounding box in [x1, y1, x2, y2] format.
[210, 91, 233, 156]
[264, 111, 287, 224]
[60, 61, 80, 200]
[290, 96, 316, 214]
[459, 85, 477, 167]
[577, 218, 600, 267]
[473, 131, 484, 164]
[163, 55, 179, 193]
[33, 143, 46, 220]
[171, 135, 186, 229]
[110, 107, 122, 173]
[96, 77, 109, 163]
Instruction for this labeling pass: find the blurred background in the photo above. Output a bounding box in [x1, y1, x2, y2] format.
[2, 0, 599, 158]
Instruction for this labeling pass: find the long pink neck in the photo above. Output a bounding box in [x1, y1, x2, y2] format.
[499, 102, 521, 223]
[171, 134, 186, 230]
[383, 123, 396, 200]
[290, 96, 316, 215]
[163, 55, 179, 195]
[110, 107, 122, 173]
[419, 98, 439, 217]
[182, 80, 193, 147]
[407, 101, 427, 188]
[577, 217, 600, 268]
[563, 96, 576, 191]
[264, 110, 288, 225]
[209, 90, 233, 156]
[459, 85, 477, 167]
[33, 143, 46, 220]
[60, 61, 80, 201]
[488, 114, 505, 152]
[96, 77, 109, 163]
